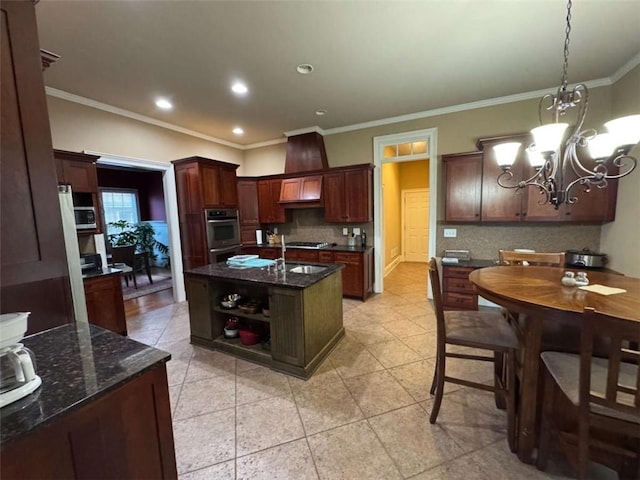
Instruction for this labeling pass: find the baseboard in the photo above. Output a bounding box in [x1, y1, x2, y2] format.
[384, 255, 403, 277]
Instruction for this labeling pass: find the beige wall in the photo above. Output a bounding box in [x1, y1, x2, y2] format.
[46, 96, 244, 167]
[382, 163, 401, 268]
[241, 142, 286, 177]
[600, 65, 640, 276]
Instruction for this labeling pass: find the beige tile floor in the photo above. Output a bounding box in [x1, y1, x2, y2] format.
[127, 262, 617, 480]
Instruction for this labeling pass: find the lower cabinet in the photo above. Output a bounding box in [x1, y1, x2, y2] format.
[241, 247, 374, 301]
[442, 266, 478, 310]
[319, 250, 373, 301]
[0, 364, 177, 480]
[83, 273, 127, 335]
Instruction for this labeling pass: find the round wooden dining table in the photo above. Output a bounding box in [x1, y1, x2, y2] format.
[469, 265, 640, 463]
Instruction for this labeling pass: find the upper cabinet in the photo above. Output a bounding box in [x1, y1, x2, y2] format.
[443, 152, 483, 222]
[1, 0, 73, 333]
[257, 179, 290, 224]
[324, 165, 373, 223]
[176, 158, 239, 209]
[467, 134, 618, 224]
[279, 175, 323, 204]
[54, 150, 100, 193]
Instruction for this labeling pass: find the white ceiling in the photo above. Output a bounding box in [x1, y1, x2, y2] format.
[36, 1, 640, 147]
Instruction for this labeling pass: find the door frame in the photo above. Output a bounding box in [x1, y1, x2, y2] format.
[86, 150, 186, 302]
[401, 188, 430, 264]
[373, 128, 438, 294]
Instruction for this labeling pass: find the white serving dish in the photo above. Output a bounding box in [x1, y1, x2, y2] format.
[0, 312, 31, 349]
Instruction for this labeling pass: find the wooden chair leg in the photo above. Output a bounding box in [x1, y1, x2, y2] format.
[429, 355, 438, 395]
[577, 418, 589, 480]
[536, 369, 555, 471]
[132, 268, 138, 289]
[429, 345, 446, 424]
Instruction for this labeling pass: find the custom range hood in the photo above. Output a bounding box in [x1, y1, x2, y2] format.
[279, 131, 328, 206]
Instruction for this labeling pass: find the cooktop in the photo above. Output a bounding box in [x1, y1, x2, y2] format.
[285, 241, 330, 249]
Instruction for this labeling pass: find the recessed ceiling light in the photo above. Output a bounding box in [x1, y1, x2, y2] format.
[155, 98, 173, 110]
[231, 82, 248, 95]
[232, 127, 244, 135]
[315, 109, 327, 116]
[296, 64, 314, 74]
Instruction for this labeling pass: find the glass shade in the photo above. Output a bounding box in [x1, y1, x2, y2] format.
[526, 148, 546, 168]
[493, 142, 521, 167]
[604, 114, 640, 147]
[531, 123, 568, 153]
[588, 133, 615, 160]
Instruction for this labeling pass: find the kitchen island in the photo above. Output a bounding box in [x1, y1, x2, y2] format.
[0, 323, 177, 479]
[185, 261, 344, 378]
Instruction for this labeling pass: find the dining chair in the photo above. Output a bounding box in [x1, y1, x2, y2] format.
[498, 250, 566, 267]
[428, 258, 518, 452]
[536, 307, 640, 479]
[110, 244, 137, 289]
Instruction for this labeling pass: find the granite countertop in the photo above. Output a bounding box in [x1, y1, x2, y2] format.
[245, 243, 373, 254]
[186, 261, 344, 288]
[0, 324, 170, 447]
[82, 266, 123, 279]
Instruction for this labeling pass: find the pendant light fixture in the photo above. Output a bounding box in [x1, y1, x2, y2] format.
[493, 0, 639, 209]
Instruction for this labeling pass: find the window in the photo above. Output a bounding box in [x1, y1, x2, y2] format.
[101, 188, 140, 234]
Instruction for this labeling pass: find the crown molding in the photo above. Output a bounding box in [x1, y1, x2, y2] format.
[610, 52, 640, 84]
[283, 126, 327, 137]
[324, 76, 613, 136]
[45, 87, 246, 150]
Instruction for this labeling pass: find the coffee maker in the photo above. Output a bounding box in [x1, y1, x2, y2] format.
[0, 312, 42, 408]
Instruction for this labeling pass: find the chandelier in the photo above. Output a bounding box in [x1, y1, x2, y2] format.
[493, 0, 639, 209]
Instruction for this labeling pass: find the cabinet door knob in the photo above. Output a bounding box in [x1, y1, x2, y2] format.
[515, 212, 520, 216]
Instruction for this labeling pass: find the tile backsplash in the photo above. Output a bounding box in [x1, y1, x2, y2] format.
[437, 224, 602, 260]
[264, 209, 372, 246]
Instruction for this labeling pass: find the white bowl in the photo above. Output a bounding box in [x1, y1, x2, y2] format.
[0, 312, 31, 349]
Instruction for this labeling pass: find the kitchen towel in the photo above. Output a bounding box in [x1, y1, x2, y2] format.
[578, 284, 627, 295]
[256, 229, 263, 244]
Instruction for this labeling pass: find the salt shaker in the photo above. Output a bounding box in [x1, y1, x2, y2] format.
[575, 272, 589, 286]
[561, 271, 576, 287]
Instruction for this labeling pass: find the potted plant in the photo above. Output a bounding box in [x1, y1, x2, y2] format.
[107, 220, 169, 266]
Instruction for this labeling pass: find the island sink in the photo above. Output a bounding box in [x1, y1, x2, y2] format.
[289, 265, 327, 274]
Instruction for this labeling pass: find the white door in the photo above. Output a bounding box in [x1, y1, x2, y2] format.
[403, 189, 429, 262]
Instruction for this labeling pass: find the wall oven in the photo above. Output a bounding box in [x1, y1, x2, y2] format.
[205, 208, 241, 263]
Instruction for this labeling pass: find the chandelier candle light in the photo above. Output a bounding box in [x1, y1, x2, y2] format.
[493, 0, 639, 208]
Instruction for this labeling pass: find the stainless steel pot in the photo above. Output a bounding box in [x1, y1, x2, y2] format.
[565, 249, 608, 268]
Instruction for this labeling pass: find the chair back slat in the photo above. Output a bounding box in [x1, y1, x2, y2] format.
[498, 250, 565, 267]
[581, 308, 640, 415]
[111, 244, 136, 267]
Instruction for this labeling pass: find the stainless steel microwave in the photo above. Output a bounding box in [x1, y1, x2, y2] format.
[74, 206, 97, 230]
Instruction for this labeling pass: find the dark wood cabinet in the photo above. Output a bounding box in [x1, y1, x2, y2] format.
[319, 249, 373, 300]
[323, 165, 373, 223]
[257, 179, 289, 224]
[286, 249, 319, 263]
[53, 149, 103, 233]
[1, 363, 177, 480]
[279, 175, 323, 203]
[83, 273, 127, 336]
[237, 179, 260, 244]
[172, 157, 239, 270]
[476, 134, 616, 223]
[443, 152, 483, 222]
[0, 0, 74, 334]
[442, 266, 478, 310]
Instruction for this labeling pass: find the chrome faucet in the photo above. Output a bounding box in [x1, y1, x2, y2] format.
[276, 234, 286, 271]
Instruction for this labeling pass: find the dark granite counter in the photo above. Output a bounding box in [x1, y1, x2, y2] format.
[82, 266, 122, 279]
[186, 261, 344, 288]
[245, 243, 373, 254]
[0, 323, 170, 447]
